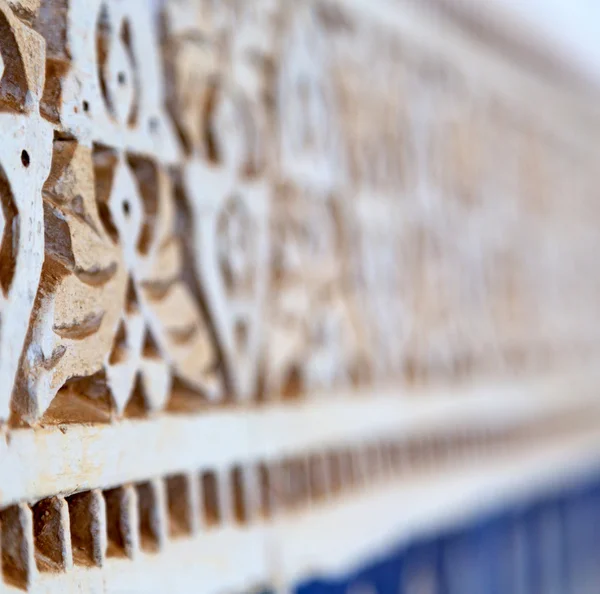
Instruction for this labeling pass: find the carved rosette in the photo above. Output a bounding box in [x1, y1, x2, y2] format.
[183, 155, 269, 401]
[164, 0, 275, 402]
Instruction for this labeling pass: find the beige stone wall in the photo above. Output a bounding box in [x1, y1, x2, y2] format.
[0, 0, 599, 592]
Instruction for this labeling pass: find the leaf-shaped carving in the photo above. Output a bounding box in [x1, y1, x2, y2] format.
[16, 140, 127, 422]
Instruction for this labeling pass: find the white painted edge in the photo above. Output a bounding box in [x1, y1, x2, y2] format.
[5, 415, 600, 593]
[270, 423, 600, 586]
[1, 368, 598, 507]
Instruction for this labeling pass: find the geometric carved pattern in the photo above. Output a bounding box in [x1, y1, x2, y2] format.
[0, 0, 595, 418]
[0, 1, 594, 407]
[0, 0, 592, 422]
[0, 0, 599, 591]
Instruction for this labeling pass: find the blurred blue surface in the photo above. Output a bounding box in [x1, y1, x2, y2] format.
[290, 475, 600, 594]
